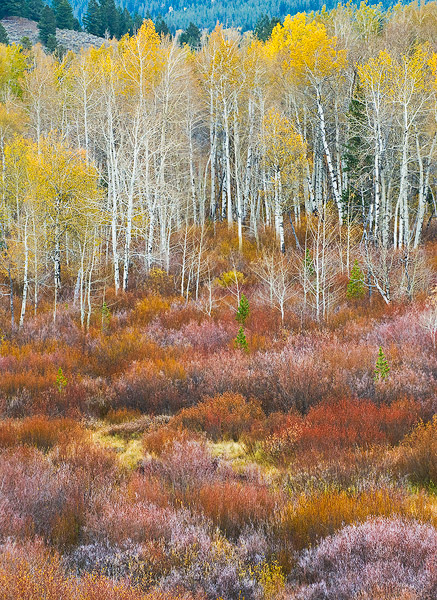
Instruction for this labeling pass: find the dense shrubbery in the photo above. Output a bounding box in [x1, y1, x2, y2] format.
[0, 231, 434, 598]
[0, 2, 436, 594]
[171, 393, 265, 441]
[394, 416, 437, 488]
[296, 517, 437, 600]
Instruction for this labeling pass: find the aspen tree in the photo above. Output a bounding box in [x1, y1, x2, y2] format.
[265, 14, 347, 223]
[263, 108, 306, 253]
[118, 20, 164, 290]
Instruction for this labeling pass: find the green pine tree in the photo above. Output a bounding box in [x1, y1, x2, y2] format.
[55, 367, 68, 392]
[72, 17, 81, 31]
[347, 259, 366, 299]
[236, 294, 250, 326]
[133, 13, 143, 32]
[254, 14, 280, 42]
[234, 326, 249, 352]
[100, 0, 119, 38]
[304, 248, 315, 275]
[155, 15, 170, 37]
[0, 23, 9, 45]
[46, 33, 58, 52]
[0, 0, 25, 19]
[374, 347, 390, 381]
[20, 36, 32, 50]
[38, 5, 56, 45]
[25, 0, 44, 21]
[343, 83, 372, 223]
[180, 22, 201, 49]
[84, 0, 103, 36]
[118, 7, 132, 36]
[53, 0, 74, 30]
[101, 300, 111, 331]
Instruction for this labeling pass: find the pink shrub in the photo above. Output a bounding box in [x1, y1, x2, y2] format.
[297, 517, 437, 600]
[0, 448, 85, 547]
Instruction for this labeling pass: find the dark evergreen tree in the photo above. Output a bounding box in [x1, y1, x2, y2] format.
[0, 0, 25, 19]
[234, 326, 249, 352]
[84, 0, 103, 36]
[155, 15, 170, 37]
[38, 5, 56, 45]
[72, 17, 81, 30]
[304, 248, 315, 276]
[20, 35, 32, 49]
[180, 22, 200, 49]
[25, 0, 44, 21]
[343, 83, 372, 224]
[132, 13, 143, 32]
[46, 32, 58, 51]
[0, 23, 10, 45]
[374, 346, 390, 381]
[100, 0, 119, 37]
[53, 0, 74, 29]
[254, 14, 280, 41]
[117, 7, 130, 36]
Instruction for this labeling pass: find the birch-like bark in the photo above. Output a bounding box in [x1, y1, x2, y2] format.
[316, 86, 343, 223]
[414, 133, 436, 248]
[19, 215, 29, 328]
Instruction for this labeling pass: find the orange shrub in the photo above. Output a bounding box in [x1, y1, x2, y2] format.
[18, 416, 83, 451]
[0, 419, 16, 447]
[171, 392, 265, 441]
[142, 426, 198, 456]
[194, 480, 279, 537]
[0, 539, 186, 600]
[133, 295, 171, 325]
[105, 408, 142, 424]
[0, 416, 83, 451]
[394, 416, 437, 487]
[89, 332, 166, 378]
[0, 540, 74, 600]
[276, 487, 436, 551]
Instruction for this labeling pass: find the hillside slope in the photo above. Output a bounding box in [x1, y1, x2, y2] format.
[1, 16, 106, 52]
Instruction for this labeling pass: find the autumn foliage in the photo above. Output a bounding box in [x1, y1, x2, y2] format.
[0, 3, 436, 598]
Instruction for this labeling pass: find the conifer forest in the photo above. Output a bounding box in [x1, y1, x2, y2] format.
[0, 2, 436, 599]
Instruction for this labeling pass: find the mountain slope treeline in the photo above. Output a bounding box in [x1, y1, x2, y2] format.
[2, 0, 398, 32]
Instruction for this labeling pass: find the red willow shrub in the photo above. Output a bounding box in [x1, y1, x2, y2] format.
[253, 398, 421, 461]
[0, 416, 84, 451]
[194, 480, 279, 538]
[170, 392, 265, 441]
[298, 397, 421, 452]
[242, 397, 422, 462]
